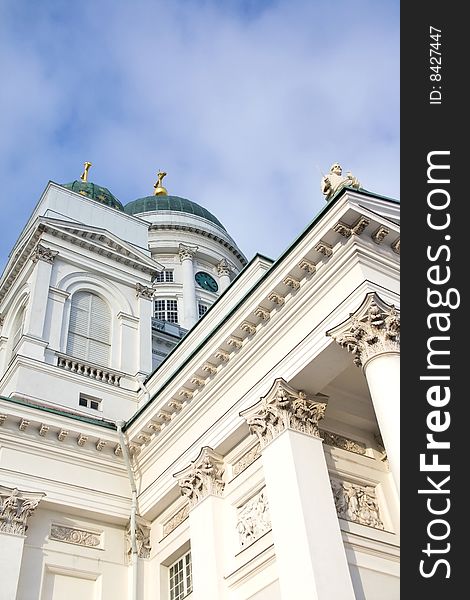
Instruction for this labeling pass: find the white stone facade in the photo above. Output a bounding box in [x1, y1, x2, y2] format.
[0, 182, 400, 599]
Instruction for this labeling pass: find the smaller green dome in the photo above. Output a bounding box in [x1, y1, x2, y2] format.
[124, 195, 226, 231]
[62, 180, 124, 211]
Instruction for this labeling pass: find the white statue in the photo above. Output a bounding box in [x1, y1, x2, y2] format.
[321, 163, 361, 201]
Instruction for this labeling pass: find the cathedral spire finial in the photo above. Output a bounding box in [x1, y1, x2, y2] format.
[154, 170, 168, 196]
[80, 161, 92, 182]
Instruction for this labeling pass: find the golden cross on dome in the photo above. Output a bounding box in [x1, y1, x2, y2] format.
[80, 162, 92, 182]
[153, 170, 168, 196]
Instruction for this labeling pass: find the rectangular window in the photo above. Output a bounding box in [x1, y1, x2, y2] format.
[79, 393, 102, 411]
[169, 551, 192, 600]
[155, 270, 174, 283]
[155, 299, 178, 323]
[198, 303, 209, 319]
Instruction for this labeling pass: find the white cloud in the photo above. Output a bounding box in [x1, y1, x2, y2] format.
[0, 0, 399, 266]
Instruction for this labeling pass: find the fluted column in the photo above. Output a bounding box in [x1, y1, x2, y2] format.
[178, 244, 198, 329]
[216, 259, 231, 292]
[174, 447, 225, 600]
[327, 292, 400, 493]
[240, 379, 355, 600]
[0, 486, 45, 600]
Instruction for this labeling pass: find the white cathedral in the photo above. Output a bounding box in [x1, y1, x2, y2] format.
[0, 164, 400, 600]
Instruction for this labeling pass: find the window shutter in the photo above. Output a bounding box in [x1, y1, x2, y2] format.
[67, 292, 111, 366]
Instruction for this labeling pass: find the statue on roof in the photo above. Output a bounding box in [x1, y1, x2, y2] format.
[321, 163, 360, 201]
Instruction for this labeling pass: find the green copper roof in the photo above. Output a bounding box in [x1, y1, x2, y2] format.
[62, 180, 124, 211]
[124, 195, 226, 231]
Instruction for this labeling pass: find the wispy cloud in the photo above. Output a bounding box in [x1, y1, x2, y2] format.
[0, 0, 399, 266]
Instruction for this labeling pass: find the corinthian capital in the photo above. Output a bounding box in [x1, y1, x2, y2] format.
[0, 485, 45, 535]
[327, 292, 400, 368]
[178, 243, 198, 262]
[135, 283, 154, 299]
[31, 243, 58, 264]
[174, 447, 224, 510]
[216, 258, 231, 277]
[240, 378, 328, 448]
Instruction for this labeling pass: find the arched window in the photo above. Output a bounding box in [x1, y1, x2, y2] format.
[10, 305, 26, 355]
[66, 292, 111, 366]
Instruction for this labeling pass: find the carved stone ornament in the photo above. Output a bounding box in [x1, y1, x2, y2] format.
[371, 226, 390, 244]
[330, 478, 384, 529]
[126, 515, 151, 559]
[178, 243, 198, 262]
[236, 488, 271, 549]
[135, 283, 154, 299]
[174, 447, 225, 510]
[298, 259, 316, 274]
[254, 306, 270, 321]
[232, 443, 262, 477]
[241, 321, 257, 335]
[321, 430, 366, 456]
[31, 243, 58, 264]
[268, 292, 285, 305]
[227, 336, 243, 349]
[327, 292, 400, 368]
[0, 485, 45, 535]
[283, 276, 300, 290]
[50, 524, 102, 547]
[334, 215, 370, 238]
[202, 362, 217, 375]
[163, 504, 190, 537]
[215, 349, 230, 362]
[240, 378, 328, 448]
[216, 258, 231, 277]
[391, 237, 400, 254]
[314, 241, 333, 257]
[0, 313, 4, 326]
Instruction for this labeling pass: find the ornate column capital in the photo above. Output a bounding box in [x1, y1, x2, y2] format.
[216, 258, 231, 277]
[0, 485, 45, 535]
[178, 243, 198, 262]
[126, 515, 151, 559]
[135, 283, 154, 299]
[174, 447, 225, 510]
[31, 243, 58, 264]
[240, 378, 328, 448]
[327, 292, 400, 368]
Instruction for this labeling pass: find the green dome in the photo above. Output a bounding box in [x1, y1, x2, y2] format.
[124, 195, 226, 231]
[62, 180, 124, 211]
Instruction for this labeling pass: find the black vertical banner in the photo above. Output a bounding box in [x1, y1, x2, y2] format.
[401, 1, 464, 596]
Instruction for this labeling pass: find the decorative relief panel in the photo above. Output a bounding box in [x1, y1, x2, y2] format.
[320, 430, 366, 456]
[330, 478, 384, 530]
[236, 489, 271, 549]
[232, 443, 261, 477]
[163, 504, 190, 537]
[50, 524, 102, 548]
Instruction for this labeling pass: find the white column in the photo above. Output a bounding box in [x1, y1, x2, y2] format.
[135, 284, 154, 375]
[327, 292, 400, 493]
[0, 486, 45, 600]
[174, 447, 225, 600]
[23, 244, 57, 339]
[178, 244, 198, 329]
[216, 259, 231, 292]
[240, 379, 355, 600]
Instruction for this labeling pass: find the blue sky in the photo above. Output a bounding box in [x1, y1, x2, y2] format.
[0, 0, 399, 268]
